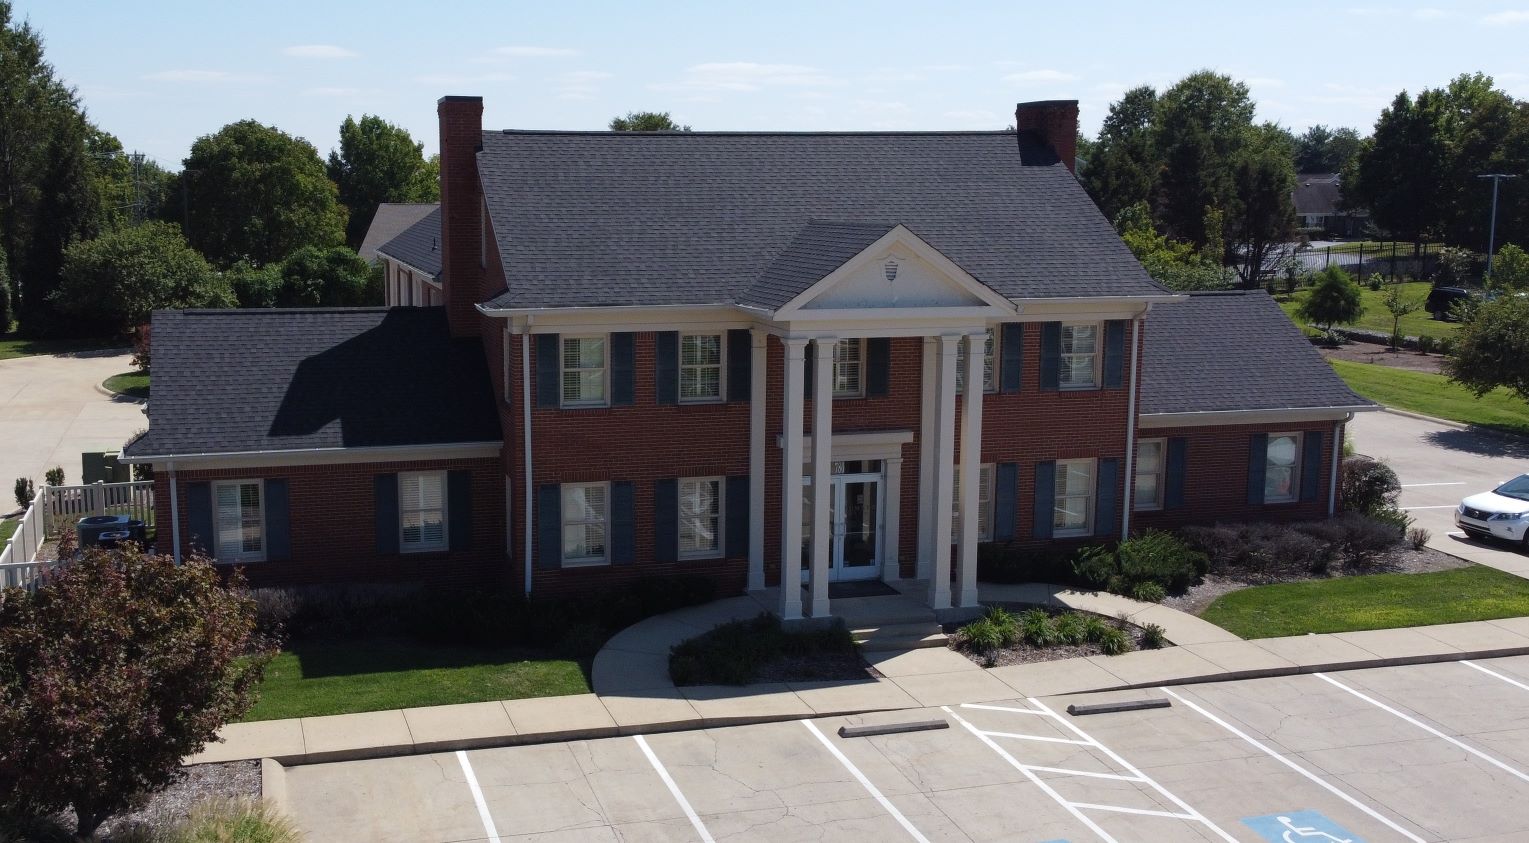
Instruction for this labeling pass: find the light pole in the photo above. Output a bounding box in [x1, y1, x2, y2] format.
[1477, 173, 1519, 279]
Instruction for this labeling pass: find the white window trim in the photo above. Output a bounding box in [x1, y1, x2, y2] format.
[561, 481, 611, 567]
[1054, 458, 1096, 538]
[560, 334, 610, 408]
[953, 463, 995, 543]
[213, 479, 266, 563]
[956, 328, 999, 395]
[1264, 431, 1303, 505]
[399, 470, 449, 553]
[832, 337, 866, 399]
[1059, 322, 1102, 391]
[678, 476, 725, 560]
[678, 333, 726, 405]
[1133, 438, 1166, 512]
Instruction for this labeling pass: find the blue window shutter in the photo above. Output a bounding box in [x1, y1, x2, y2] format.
[866, 337, 891, 396]
[993, 462, 1018, 541]
[1000, 323, 1023, 393]
[654, 478, 678, 563]
[1033, 462, 1055, 540]
[727, 329, 751, 402]
[803, 341, 815, 400]
[1095, 458, 1120, 538]
[1103, 320, 1126, 388]
[725, 475, 749, 558]
[187, 481, 213, 556]
[655, 331, 678, 405]
[536, 484, 561, 569]
[264, 479, 291, 562]
[535, 334, 559, 407]
[1165, 437, 1188, 509]
[448, 470, 472, 550]
[374, 474, 399, 555]
[611, 332, 635, 406]
[1248, 434, 1269, 505]
[1039, 322, 1061, 391]
[611, 481, 635, 565]
[1300, 431, 1324, 502]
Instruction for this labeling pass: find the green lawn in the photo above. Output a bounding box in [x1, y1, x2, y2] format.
[1329, 358, 1529, 436]
[103, 370, 149, 399]
[1279, 280, 1457, 339]
[241, 636, 590, 721]
[0, 518, 16, 546]
[0, 332, 127, 361]
[1201, 566, 1529, 638]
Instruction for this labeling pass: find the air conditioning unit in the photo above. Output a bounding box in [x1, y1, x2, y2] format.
[77, 515, 131, 547]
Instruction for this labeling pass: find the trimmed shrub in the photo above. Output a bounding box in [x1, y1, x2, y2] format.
[1438, 335, 1457, 357]
[1095, 625, 1133, 656]
[1408, 526, 1432, 550]
[1081, 614, 1114, 643]
[1140, 622, 1168, 649]
[13, 476, 34, 509]
[1130, 581, 1167, 603]
[669, 613, 856, 686]
[1071, 545, 1116, 589]
[1177, 524, 1242, 573]
[977, 542, 1073, 584]
[1341, 456, 1401, 517]
[1418, 334, 1437, 355]
[43, 466, 63, 488]
[1018, 608, 1058, 647]
[1116, 530, 1205, 592]
[1053, 612, 1089, 646]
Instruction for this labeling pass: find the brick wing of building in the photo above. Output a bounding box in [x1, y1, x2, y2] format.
[121, 97, 1376, 621]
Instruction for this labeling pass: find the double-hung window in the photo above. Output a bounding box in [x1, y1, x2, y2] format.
[561, 335, 608, 407]
[1060, 323, 1099, 389]
[1264, 433, 1302, 504]
[1134, 439, 1165, 511]
[561, 482, 609, 565]
[1053, 459, 1096, 537]
[214, 480, 265, 562]
[680, 334, 724, 402]
[952, 464, 995, 542]
[399, 471, 447, 552]
[832, 338, 865, 397]
[956, 328, 998, 394]
[679, 477, 723, 559]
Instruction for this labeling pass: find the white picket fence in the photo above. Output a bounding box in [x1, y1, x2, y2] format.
[0, 481, 155, 591]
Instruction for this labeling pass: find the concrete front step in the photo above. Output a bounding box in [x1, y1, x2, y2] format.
[853, 621, 949, 652]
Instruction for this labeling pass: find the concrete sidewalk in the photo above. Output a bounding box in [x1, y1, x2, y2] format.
[190, 614, 1529, 767]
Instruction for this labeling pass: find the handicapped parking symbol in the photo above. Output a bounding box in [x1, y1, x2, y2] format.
[1243, 810, 1363, 843]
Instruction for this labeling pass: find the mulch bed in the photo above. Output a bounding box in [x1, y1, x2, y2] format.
[753, 652, 882, 684]
[16, 760, 260, 841]
[944, 605, 1165, 669]
[1318, 339, 1444, 374]
[1165, 544, 1469, 616]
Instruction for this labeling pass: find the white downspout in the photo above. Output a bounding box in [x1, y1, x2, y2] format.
[167, 461, 182, 564]
[1120, 316, 1142, 539]
[521, 329, 534, 595]
[1328, 413, 1351, 516]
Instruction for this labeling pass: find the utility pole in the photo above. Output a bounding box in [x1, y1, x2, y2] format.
[1477, 173, 1519, 280]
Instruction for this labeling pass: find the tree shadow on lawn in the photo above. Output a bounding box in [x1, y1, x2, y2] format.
[1422, 427, 1529, 459]
[286, 635, 592, 683]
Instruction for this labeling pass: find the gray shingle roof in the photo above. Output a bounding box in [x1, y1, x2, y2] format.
[1292, 173, 1342, 217]
[740, 221, 897, 310]
[123, 308, 501, 458]
[1141, 291, 1375, 416]
[477, 130, 1163, 310]
[375, 205, 442, 277]
[360, 203, 438, 264]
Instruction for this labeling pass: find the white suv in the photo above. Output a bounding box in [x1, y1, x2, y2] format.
[1458, 474, 1529, 547]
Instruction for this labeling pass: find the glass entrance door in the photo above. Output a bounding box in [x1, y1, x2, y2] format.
[801, 471, 882, 582]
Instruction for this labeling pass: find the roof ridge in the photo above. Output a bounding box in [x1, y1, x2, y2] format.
[176, 307, 394, 315]
[487, 129, 1016, 138]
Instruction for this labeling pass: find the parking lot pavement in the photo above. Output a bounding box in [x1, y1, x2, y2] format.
[1347, 411, 1529, 576]
[280, 656, 1529, 842]
[0, 350, 143, 493]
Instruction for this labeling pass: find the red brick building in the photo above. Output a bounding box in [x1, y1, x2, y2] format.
[122, 97, 1375, 620]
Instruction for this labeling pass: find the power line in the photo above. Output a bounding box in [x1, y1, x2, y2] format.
[1477, 173, 1519, 279]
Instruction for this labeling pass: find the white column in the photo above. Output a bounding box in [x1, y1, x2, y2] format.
[882, 456, 903, 582]
[809, 337, 835, 619]
[747, 329, 768, 591]
[916, 337, 937, 579]
[779, 338, 808, 621]
[929, 335, 959, 611]
[956, 332, 985, 609]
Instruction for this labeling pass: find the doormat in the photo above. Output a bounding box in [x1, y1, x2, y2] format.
[827, 580, 901, 599]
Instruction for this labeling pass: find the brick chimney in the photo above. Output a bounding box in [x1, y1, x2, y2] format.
[1014, 99, 1079, 174]
[437, 95, 484, 338]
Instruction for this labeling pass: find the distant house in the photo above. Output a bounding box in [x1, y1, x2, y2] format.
[358, 202, 437, 264]
[1292, 173, 1366, 237]
[374, 205, 443, 307]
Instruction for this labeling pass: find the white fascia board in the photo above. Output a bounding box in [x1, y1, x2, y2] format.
[1138, 405, 1379, 429]
[377, 253, 441, 282]
[121, 441, 503, 470]
[476, 302, 758, 332]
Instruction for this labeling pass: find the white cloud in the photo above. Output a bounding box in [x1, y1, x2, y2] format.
[495, 46, 581, 57]
[414, 72, 515, 86]
[283, 44, 357, 59]
[1483, 9, 1529, 24]
[653, 62, 841, 93]
[554, 70, 613, 100]
[141, 69, 262, 83]
[1001, 69, 1079, 86]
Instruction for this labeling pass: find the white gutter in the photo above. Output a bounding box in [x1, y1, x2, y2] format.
[168, 461, 182, 564]
[1328, 412, 1353, 516]
[521, 329, 534, 595]
[474, 294, 1182, 319]
[375, 251, 441, 283]
[1139, 405, 1378, 428]
[1120, 316, 1141, 538]
[119, 440, 503, 464]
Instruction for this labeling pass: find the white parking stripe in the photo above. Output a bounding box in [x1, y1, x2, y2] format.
[1162, 687, 1427, 843]
[982, 730, 1095, 746]
[962, 702, 1056, 717]
[1401, 482, 1466, 488]
[1315, 672, 1529, 785]
[1020, 765, 1144, 782]
[455, 750, 502, 843]
[1402, 505, 1459, 511]
[633, 735, 715, 843]
[1463, 659, 1529, 693]
[1068, 802, 1195, 820]
[801, 720, 931, 843]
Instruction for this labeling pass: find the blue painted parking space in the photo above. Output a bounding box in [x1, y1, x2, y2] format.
[1243, 810, 1362, 843]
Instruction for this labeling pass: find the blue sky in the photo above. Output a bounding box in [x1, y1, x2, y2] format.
[17, 0, 1529, 168]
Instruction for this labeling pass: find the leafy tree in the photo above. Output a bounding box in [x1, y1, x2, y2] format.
[0, 546, 273, 839]
[224, 259, 283, 308]
[1381, 284, 1423, 348]
[178, 120, 347, 266]
[1298, 266, 1364, 341]
[0, 242, 11, 332]
[1430, 74, 1526, 251]
[1152, 71, 1255, 247]
[1294, 124, 1362, 173]
[326, 115, 439, 249]
[86, 125, 174, 232]
[1489, 243, 1529, 291]
[1226, 124, 1296, 288]
[1081, 86, 1160, 223]
[53, 221, 234, 335]
[609, 111, 690, 131]
[273, 245, 378, 307]
[1114, 202, 1227, 290]
[1444, 295, 1529, 402]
